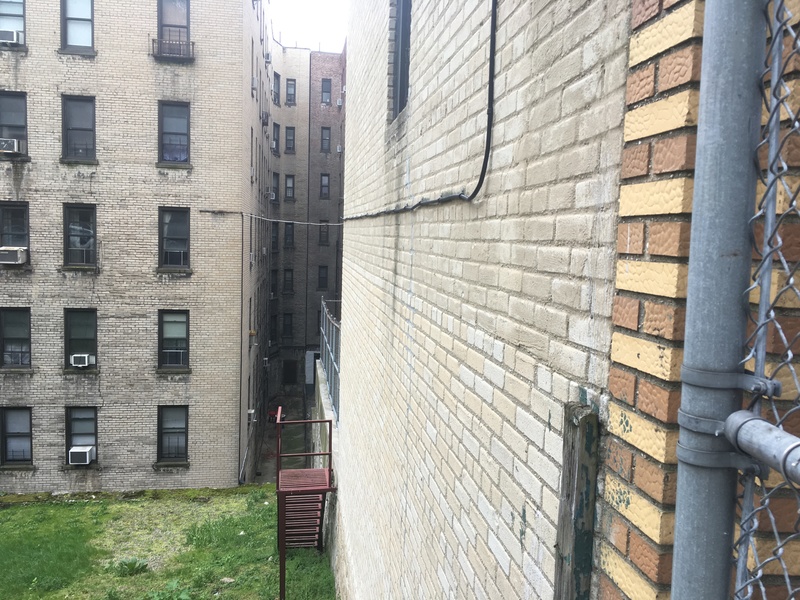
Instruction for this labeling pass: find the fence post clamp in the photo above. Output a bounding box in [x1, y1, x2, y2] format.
[681, 365, 782, 397]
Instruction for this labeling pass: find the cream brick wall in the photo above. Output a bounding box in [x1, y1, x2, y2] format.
[337, 0, 629, 597]
[0, 0, 271, 491]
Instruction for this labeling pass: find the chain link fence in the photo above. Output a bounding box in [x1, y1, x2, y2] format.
[320, 298, 341, 421]
[729, 2, 800, 596]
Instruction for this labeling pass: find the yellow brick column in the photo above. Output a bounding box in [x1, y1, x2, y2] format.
[598, 0, 704, 597]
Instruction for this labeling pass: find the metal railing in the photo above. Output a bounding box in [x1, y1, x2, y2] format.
[320, 299, 340, 421]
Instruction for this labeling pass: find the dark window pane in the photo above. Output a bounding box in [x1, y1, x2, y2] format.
[0, 205, 28, 247]
[65, 206, 96, 266]
[1, 309, 30, 367]
[160, 208, 189, 267]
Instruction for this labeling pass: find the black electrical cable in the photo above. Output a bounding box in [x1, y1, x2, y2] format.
[344, 0, 498, 222]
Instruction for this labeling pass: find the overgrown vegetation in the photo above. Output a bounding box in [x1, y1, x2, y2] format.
[0, 485, 335, 600]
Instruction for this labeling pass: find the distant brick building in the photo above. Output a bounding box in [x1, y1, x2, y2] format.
[0, 0, 274, 491]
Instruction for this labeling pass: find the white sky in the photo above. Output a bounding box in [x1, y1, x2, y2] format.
[269, 0, 349, 53]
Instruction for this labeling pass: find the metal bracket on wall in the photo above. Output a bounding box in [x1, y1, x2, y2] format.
[680, 364, 782, 397]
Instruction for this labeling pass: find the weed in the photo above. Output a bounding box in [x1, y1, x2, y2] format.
[146, 579, 192, 600]
[112, 557, 149, 577]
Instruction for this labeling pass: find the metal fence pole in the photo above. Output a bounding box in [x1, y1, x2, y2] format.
[671, 1, 765, 598]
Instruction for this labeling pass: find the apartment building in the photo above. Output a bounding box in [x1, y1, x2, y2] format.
[0, 0, 273, 492]
[265, 44, 344, 405]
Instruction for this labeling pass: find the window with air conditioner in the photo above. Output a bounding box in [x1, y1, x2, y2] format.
[1, 308, 30, 368]
[159, 207, 190, 268]
[159, 310, 189, 369]
[61, 0, 93, 53]
[65, 308, 96, 370]
[64, 204, 96, 267]
[0, 0, 25, 47]
[155, 0, 191, 59]
[62, 96, 96, 161]
[0, 202, 28, 263]
[158, 405, 187, 462]
[66, 407, 96, 465]
[0, 92, 27, 157]
[159, 102, 190, 164]
[1, 407, 31, 464]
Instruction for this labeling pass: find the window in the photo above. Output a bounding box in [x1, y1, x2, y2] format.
[66, 407, 96, 461]
[159, 102, 189, 163]
[273, 72, 281, 105]
[318, 265, 328, 290]
[64, 204, 96, 266]
[271, 222, 278, 251]
[319, 221, 329, 245]
[158, 406, 187, 461]
[62, 96, 95, 160]
[320, 173, 330, 199]
[272, 123, 280, 153]
[0, 92, 26, 155]
[0, 203, 28, 249]
[159, 310, 188, 368]
[392, 0, 412, 117]
[1, 408, 31, 463]
[321, 78, 331, 104]
[283, 268, 293, 292]
[284, 223, 294, 247]
[61, 0, 93, 51]
[1, 308, 30, 367]
[65, 309, 96, 368]
[321, 127, 331, 153]
[270, 269, 278, 296]
[282, 359, 297, 384]
[0, 0, 24, 43]
[282, 313, 293, 338]
[286, 78, 296, 104]
[157, 0, 190, 57]
[285, 175, 294, 199]
[269, 315, 277, 342]
[272, 172, 279, 201]
[159, 207, 189, 268]
[286, 127, 295, 153]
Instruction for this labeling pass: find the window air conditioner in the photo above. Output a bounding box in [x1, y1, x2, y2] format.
[336, 98, 343, 107]
[271, 140, 277, 150]
[0, 138, 20, 154]
[270, 192, 276, 201]
[342, 85, 346, 94]
[0, 30, 21, 45]
[69, 445, 96, 465]
[0, 246, 27, 264]
[251, 76, 258, 92]
[70, 353, 96, 368]
[336, 145, 342, 153]
[265, 51, 272, 64]
[263, 357, 269, 367]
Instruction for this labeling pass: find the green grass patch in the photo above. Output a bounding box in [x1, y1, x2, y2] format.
[0, 485, 336, 600]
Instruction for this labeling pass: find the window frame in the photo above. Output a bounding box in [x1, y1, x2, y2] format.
[1, 407, 31, 464]
[0, 0, 25, 45]
[284, 223, 294, 248]
[285, 174, 295, 200]
[271, 222, 279, 251]
[285, 126, 295, 153]
[318, 265, 329, 290]
[158, 310, 189, 369]
[65, 406, 97, 463]
[64, 308, 97, 369]
[283, 268, 293, 292]
[157, 405, 188, 462]
[159, 207, 190, 269]
[1, 308, 30, 368]
[63, 204, 97, 267]
[392, 0, 412, 118]
[321, 127, 331, 153]
[320, 173, 330, 199]
[286, 78, 296, 104]
[273, 72, 281, 105]
[0, 202, 29, 251]
[282, 313, 293, 338]
[157, 0, 190, 53]
[319, 221, 329, 245]
[60, 0, 94, 53]
[158, 101, 190, 164]
[321, 78, 332, 104]
[62, 95, 96, 161]
[272, 123, 280, 154]
[0, 91, 27, 156]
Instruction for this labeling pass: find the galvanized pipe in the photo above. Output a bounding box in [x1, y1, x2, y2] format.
[671, 1, 766, 598]
[726, 410, 800, 484]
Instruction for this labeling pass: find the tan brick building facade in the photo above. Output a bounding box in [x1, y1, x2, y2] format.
[0, 0, 273, 491]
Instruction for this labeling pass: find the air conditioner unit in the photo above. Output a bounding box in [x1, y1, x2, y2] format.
[251, 76, 258, 91]
[336, 98, 343, 107]
[0, 30, 21, 45]
[265, 51, 272, 64]
[250, 252, 255, 264]
[0, 246, 27, 265]
[270, 293, 277, 300]
[270, 192, 276, 201]
[261, 111, 269, 124]
[0, 138, 20, 154]
[263, 357, 269, 367]
[70, 353, 96, 368]
[251, 166, 255, 181]
[336, 144, 342, 153]
[271, 140, 277, 150]
[342, 85, 346, 94]
[68, 445, 96, 465]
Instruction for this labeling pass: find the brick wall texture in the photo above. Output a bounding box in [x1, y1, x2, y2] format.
[0, 0, 271, 491]
[337, 0, 629, 597]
